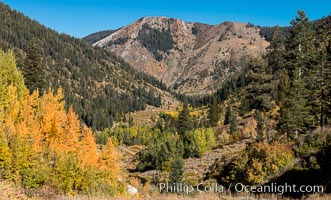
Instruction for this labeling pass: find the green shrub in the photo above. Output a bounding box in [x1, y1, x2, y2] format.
[50, 153, 84, 194]
[21, 159, 51, 189]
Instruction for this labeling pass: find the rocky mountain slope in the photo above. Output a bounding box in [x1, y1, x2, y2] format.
[90, 17, 269, 95]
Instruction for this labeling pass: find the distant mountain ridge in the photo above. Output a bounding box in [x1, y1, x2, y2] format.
[88, 16, 269, 95]
[82, 30, 116, 43]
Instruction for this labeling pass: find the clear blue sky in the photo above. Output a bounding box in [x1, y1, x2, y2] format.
[2, 0, 331, 38]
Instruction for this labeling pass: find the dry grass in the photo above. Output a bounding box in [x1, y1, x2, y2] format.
[0, 182, 328, 200]
[0, 181, 37, 200]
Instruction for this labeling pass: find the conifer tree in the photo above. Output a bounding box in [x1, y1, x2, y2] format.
[169, 158, 184, 184]
[315, 16, 331, 127]
[208, 96, 221, 126]
[266, 26, 288, 105]
[224, 106, 232, 125]
[244, 57, 275, 112]
[278, 11, 318, 135]
[230, 113, 238, 134]
[267, 26, 286, 74]
[22, 42, 46, 95]
[254, 110, 268, 142]
[177, 101, 191, 135]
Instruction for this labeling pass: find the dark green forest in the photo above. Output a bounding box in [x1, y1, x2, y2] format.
[0, 3, 169, 130]
[137, 23, 175, 61]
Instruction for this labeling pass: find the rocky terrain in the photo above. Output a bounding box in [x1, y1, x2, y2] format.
[91, 17, 269, 95]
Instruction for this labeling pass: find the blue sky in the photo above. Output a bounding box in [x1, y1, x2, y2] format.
[2, 0, 331, 38]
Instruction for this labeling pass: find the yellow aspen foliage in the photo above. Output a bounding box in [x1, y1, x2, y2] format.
[245, 142, 294, 184]
[0, 49, 123, 195]
[3, 85, 22, 138]
[194, 128, 217, 156]
[0, 129, 12, 179]
[10, 131, 32, 181]
[39, 88, 67, 152]
[51, 152, 84, 194]
[65, 106, 80, 153]
[80, 125, 98, 167]
[98, 138, 121, 179]
[27, 92, 43, 154]
[0, 50, 26, 108]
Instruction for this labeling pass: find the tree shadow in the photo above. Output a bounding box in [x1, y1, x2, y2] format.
[266, 168, 331, 198]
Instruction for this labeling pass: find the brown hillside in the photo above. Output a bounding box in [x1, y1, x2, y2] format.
[93, 17, 269, 95]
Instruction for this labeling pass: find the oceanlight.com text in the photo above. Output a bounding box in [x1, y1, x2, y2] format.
[159, 182, 325, 195]
[232, 183, 324, 195]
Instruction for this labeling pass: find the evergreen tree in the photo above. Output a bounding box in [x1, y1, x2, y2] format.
[278, 11, 318, 135]
[267, 26, 286, 74]
[224, 106, 232, 125]
[207, 96, 221, 126]
[229, 113, 238, 134]
[278, 66, 311, 136]
[315, 16, 331, 127]
[22, 42, 46, 95]
[266, 26, 288, 105]
[177, 101, 191, 135]
[182, 130, 199, 158]
[254, 110, 268, 142]
[169, 158, 184, 184]
[244, 57, 275, 112]
[317, 136, 331, 173]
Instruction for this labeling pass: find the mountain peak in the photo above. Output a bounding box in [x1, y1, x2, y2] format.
[92, 17, 269, 95]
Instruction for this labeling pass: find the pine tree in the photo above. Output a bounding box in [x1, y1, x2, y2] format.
[278, 11, 318, 135]
[224, 106, 232, 125]
[208, 96, 221, 126]
[22, 42, 46, 95]
[177, 101, 191, 135]
[267, 26, 286, 74]
[169, 158, 184, 184]
[266, 26, 288, 105]
[254, 110, 268, 142]
[315, 16, 331, 127]
[279, 67, 311, 136]
[244, 57, 275, 112]
[229, 113, 238, 134]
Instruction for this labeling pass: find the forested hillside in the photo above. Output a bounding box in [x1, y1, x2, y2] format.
[0, 3, 168, 130]
[0, 1, 331, 198]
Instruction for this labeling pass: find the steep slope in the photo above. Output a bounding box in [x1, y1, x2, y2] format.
[91, 17, 269, 95]
[82, 29, 116, 44]
[0, 3, 170, 130]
